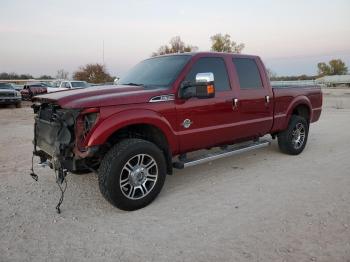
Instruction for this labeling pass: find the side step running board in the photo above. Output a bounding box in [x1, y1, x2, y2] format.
[173, 140, 270, 169]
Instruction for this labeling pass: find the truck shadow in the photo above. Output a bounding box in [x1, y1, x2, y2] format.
[43, 139, 288, 214]
[162, 140, 280, 195]
[0, 104, 17, 109]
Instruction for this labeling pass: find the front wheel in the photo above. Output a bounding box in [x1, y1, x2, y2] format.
[98, 138, 166, 211]
[278, 115, 309, 155]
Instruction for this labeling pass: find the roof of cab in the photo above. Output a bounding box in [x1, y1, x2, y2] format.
[152, 51, 259, 59]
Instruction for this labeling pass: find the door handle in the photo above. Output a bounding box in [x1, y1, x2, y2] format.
[233, 98, 239, 108]
[265, 95, 270, 103]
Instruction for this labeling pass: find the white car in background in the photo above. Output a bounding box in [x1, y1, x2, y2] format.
[47, 80, 89, 93]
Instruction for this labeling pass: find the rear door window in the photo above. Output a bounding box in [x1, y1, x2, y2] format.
[233, 58, 263, 89]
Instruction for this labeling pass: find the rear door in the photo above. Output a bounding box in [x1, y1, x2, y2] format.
[229, 57, 274, 138]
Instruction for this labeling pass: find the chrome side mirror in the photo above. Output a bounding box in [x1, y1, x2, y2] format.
[180, 72, 215, 99]
[195, 72, 214, 83]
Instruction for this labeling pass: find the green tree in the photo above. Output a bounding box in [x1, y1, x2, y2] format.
[73, 63, 114, 83]
[317, 62, 331, 76]
[152, 36, 198, 56]
[329, 59, 348, 75]
[317, 59, 348, 76]
[210, 33, 245, 53]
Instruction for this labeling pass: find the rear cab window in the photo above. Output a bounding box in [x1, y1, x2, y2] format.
[185, 57, 231, 91]
[232, 58, 263, 89]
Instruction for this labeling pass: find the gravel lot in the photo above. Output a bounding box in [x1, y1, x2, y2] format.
[1, 90, 350, 262]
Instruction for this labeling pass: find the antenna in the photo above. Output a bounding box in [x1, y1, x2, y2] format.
[102, 40, 105, 65]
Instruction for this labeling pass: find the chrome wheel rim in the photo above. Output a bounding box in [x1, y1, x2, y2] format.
[120, 154, 158, 200]
[291, 123, 305, 149]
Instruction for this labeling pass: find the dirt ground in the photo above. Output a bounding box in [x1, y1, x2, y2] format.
[1, 89, 350, 262]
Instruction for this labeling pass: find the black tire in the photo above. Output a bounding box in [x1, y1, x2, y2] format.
[278, 115, 309, 155]
[15, 102, 21, 108]
[98, 138, 166, 211]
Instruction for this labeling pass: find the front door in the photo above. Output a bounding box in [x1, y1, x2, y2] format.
[175, 56, 237, 153]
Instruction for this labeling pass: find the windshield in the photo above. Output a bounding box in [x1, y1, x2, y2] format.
[52, 81, 61, 87]
[71, 81, 88, 88]
[118, 55, 191, 88]
[0, 83, 14, 90]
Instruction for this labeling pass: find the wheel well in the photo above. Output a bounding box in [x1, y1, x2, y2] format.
[106, 124, 173, 175]
[292, 104, 310, 122]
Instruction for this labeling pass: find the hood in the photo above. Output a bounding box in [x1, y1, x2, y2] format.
[33, 85, 168, 108]
[0, 89, 16, 94]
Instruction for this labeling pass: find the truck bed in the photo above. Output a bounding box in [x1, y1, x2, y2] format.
[271, 85, 322, 132]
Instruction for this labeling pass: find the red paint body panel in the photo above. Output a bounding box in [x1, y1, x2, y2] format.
[21, 86, 47, 100]
[271, 87, 322, 132]
[33, 52, 322, 157]
[89, 105, 179, 154]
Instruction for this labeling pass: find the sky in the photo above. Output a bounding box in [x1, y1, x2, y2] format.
[0, 0, 349, 77]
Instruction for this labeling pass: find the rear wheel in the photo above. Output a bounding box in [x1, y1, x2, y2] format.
[278, 115, 309, 155]
[15, 102, 21, 108]
[98, 138, 166, 211]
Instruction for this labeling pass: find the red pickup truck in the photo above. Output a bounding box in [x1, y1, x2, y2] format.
[32, 52, 322, 211]
[21, 83, 48, 100]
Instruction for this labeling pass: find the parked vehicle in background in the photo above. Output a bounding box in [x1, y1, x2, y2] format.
[6, 83, 24, 91]
[20, 83, 48, 100]
[89, 82, 114, 87]
[0, 83, 22, 107]
[47, 81, 89, 93]
[32, 52, 322, 211]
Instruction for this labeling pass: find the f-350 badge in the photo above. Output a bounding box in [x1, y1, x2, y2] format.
[182, 119, 192, 128]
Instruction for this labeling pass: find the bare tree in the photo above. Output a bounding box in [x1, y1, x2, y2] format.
[210, 33, 245, 53]
[73, 63, 114, 84]
[38, 75, 53, 80]
[266, 68, 277, 80]
[56, 69, 69, 79]
[0, 72, 33, 79]
[152, 36, 198, 57]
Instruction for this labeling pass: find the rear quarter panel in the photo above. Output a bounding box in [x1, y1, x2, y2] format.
[272, 86, 322, 132]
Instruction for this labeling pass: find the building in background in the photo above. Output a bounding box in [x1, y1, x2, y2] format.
[316, 75, 350, 87]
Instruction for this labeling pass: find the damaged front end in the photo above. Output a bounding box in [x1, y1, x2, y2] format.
[32, 103, 100, 173]
[31, 103, 100, 212]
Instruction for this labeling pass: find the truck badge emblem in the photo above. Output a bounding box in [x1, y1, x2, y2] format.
[183, 119, 192, 128]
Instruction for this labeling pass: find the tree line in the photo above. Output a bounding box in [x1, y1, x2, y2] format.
[0, 72, 56, 80]
[270, 59, 348, 81]
[1, 34, 348, 82]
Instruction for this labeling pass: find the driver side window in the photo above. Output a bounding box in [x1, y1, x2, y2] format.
[185, 57, 231, 91]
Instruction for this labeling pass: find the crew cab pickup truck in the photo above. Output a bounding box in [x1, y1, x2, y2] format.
[32, 52, 322, 211]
